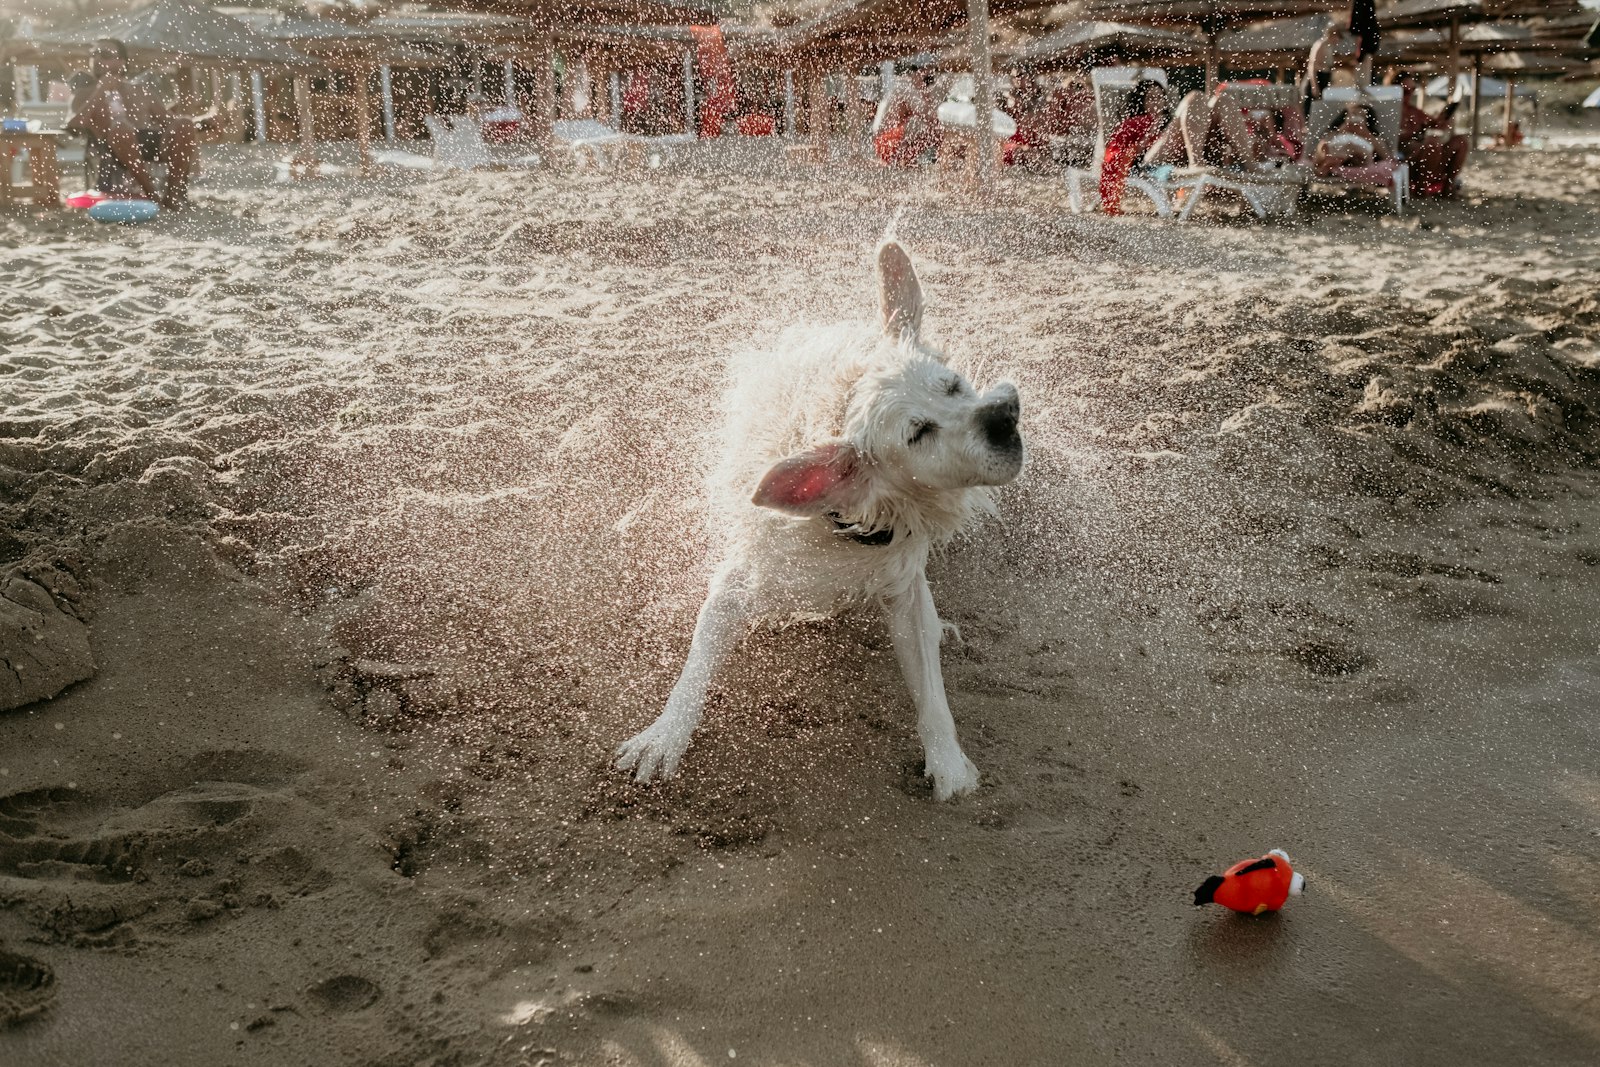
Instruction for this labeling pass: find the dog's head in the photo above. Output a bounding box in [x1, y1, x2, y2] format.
[752, 242, 1023, 527]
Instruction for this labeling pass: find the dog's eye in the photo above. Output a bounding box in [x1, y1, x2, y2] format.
[944, 379, 964, 397]
[908, 421, 938, 445]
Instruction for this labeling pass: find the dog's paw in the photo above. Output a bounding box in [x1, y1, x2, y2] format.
[614, 721, 693, 784]
[926, 751, 981, 802]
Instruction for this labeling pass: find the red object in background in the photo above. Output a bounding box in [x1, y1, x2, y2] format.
[65, 189, 108, 209]
[734, 113, 776, 137]
[622, 70, 651, 115]
[690, 25, 737, 138]
[874, 124, 906, 166]
[1194, 849, 1305, 915]
[481, 120, 521, 144]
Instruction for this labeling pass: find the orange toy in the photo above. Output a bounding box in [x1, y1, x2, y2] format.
[1193, 849, 1305, 915]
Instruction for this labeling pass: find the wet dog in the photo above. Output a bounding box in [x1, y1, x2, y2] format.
[616, 241, 1024, 800]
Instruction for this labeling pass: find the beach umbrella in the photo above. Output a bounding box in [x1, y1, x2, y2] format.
[1082, 2, 1339, 90]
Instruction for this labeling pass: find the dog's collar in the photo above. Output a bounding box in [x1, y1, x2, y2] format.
[826, 512, 895, 547]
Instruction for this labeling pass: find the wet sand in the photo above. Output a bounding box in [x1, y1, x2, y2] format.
[2, 138, 1600, 1065]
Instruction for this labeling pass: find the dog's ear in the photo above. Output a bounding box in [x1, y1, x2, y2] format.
[878, 241, 924, 341]
[751, 442, 866, 516]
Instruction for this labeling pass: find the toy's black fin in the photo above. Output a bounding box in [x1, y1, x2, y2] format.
[1194, 875, 1225, 906]
[1235, 858, 1278, 875]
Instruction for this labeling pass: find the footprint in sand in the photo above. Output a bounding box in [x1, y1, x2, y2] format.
[0, 750, 308, 884]
[305, 975, 381, 1014]
[0, 949, 56, 1028]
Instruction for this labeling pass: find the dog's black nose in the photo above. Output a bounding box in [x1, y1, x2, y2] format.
[977, 394, 1021, 450]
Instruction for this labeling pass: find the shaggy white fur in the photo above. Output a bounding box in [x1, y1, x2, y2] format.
[616, 241, 1024, 801]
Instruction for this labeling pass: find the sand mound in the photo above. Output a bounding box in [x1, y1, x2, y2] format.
[0, 571, 93, 712]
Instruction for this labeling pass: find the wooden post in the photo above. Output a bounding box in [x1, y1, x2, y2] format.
[250, 71, 267, 142]
[530, 36, 555, 147]
[1469, 52, 1482, 152]
[841, 66, 865, 158]
[354, 64, 373, 174]
[292, 73, 318, 179]
[1205, 33, 1219, 94]
[806, 67, 828, 162]
[379, 64, 396, 142]
[504, 58, 516, 111]
[783, 68, 796, 138]
[609, 70, 622, 127]
[681, 47, 696, 136]
[1447, 13, 1462, 119]
[966, 0, 999, 192]
[1502, 76, 1515, 143]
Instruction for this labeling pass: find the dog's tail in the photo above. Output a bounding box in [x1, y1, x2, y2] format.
[880, 205, 907, 249]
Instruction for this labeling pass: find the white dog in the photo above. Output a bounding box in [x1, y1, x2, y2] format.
[615, 241, 1023, 800]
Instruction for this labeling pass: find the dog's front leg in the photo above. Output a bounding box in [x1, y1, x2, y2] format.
[885, 573, 980, 801]
[615, 562, 755, 783]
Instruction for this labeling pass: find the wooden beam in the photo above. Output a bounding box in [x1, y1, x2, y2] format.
[966, 0, 998, 193]
[1502, 75, 1514, 142]
[530, 34, 555, 147]
[783, 69, 796, 138]
[806, 67, 828, 163]
[1469, 52, 1482, 152]
[292, 74, 319, 180]
[250, 71, 268, 142]
[379, 65, 396, 143]
[355, 64, 374, 175]
[681, 47, 696, 135]
[841, 65, 865, 159]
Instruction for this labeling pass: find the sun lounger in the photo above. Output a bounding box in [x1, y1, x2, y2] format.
[1064, 67, 1173, 217]
[1306, 87, 1410, 214]
[1166, 85, 1311, 221]
[425, 115, 491, 171]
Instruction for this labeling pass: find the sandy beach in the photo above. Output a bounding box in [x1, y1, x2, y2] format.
[3, 137, 1600, 1065]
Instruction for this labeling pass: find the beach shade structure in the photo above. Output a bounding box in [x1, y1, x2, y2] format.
[1082, 2, 1342, 90]
[16, 0, 307, 67]
[223, 12, 461, 171]
[360, 3, 715, 147]
[1001, 20, 1206, 71]
[1213, 11, 1361, 71]
[3, 1, 317, 178]
[1424, 71, 1537, 97]
[1587, 86, 1600, 108]
[1381, 3, 1599, 149]
[732, 0, 1052, 186]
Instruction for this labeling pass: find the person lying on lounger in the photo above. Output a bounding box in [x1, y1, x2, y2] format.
[65, 38, 198, 209]
[1312, 102, 1401, 187]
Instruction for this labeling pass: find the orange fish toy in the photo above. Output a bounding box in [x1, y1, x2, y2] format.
[1193, 849, 1305, 915]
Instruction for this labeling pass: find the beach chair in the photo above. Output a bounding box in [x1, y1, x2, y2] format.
[1165, 84, 1311, 222]
[1064, 67, 1173, 217]
[424, 115, 491, 171]
[1305, 86, 1410, 214]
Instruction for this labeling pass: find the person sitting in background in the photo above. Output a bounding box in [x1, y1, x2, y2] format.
[1001, 74, 1052, 168]
[874, 67, 942, 167]
[1396, 74, 1467, 195]
[1037, 72, 1097, 168]
[66, 38, 197, 208]
[1313, 101, 1400, 186]
[1099, 79, 1169, 213]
